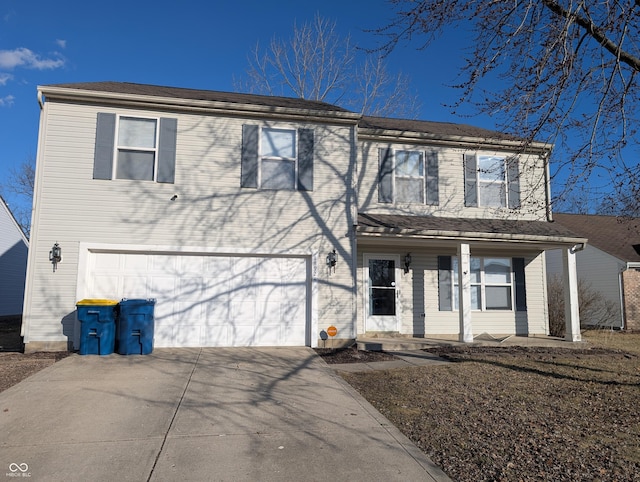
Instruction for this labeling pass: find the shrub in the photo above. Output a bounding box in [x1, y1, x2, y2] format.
[547, 275, 618, 337]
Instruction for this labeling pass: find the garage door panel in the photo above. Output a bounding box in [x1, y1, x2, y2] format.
[173, 325, 202, 347]
[88, 252, 309, 347]
[122, 276, 149, 299]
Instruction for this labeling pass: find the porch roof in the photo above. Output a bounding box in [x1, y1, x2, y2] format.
[357, 213, 586, 247]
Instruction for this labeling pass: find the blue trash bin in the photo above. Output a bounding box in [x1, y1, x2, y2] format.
[77, 299, 119, 355]
[117, 298, 156, 355]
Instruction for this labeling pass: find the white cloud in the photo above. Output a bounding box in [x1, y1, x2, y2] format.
[56, 39, 67, 49]
[0, 95, 15, 107]
[0, 73, 13, 85]
[0, 47, 65, 70]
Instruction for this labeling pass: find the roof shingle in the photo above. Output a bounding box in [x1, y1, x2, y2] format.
[552, 213, 640, 262]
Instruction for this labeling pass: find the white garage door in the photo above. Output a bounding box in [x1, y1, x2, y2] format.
[86, 252, 309, 347]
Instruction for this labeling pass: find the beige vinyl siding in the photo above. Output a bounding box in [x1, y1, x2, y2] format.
[546, 245, 624, 326]
[358, 141, 548, 220]
[358, 247, 548, 338]
[24, 100, 357, 346]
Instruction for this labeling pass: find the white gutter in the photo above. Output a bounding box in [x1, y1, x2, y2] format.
[37, 86, 362, 125]
[357, 227, 587, 246]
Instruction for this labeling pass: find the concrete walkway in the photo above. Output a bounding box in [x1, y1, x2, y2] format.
[0, 348, 451, 481]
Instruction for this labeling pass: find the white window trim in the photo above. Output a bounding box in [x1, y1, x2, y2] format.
[393, 149, 425, 204]
[113, 115, 160, 181]
[453, 256, 514, 311]
[259, 126, 298, 190]
[476, 153, 507, 208]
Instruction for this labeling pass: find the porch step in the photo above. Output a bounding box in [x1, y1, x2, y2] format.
[357, 336, 459, 352]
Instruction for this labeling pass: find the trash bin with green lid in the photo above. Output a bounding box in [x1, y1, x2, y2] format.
[117, 298, 155, 355]
[77, 299, 119, 355]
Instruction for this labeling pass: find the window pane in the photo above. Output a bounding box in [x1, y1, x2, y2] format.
[119, 117, 156, 148]
[370, 288, 396, 315]
[396, 178, 424, 203]
[471, 285, 481, 310]
[486, 286, 512, 310]
[479, 182, 506, 207]
[485, 258, 511, 283]
[262, 128, 295, 158]
[470, 257, 481, 283]
[116, 150, 155, 180]
[369, 259, 395, 287]
[262, 159, 295, 190]
[478, 155, 505, 181]
[396, 151, 423, 177]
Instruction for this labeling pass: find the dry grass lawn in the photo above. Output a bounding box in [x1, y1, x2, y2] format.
[340, 330, 640, 482]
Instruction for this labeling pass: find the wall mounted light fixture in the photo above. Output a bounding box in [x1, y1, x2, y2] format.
[326, 249, 337, 273]
[404, 252, 412, 273]
[49, 242, 62, 272]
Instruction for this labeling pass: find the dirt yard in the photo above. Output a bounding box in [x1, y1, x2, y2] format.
[340, 331, 640, 481]
[2, 318, 639, 481]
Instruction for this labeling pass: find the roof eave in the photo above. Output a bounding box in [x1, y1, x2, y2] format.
[358, 127, 551, 152]
[357, 226, 586, 247]
[37, 85, 362, 125]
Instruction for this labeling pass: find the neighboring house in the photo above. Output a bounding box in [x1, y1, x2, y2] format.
[0, 196, 29, 318]
[546, 213, 640, 330]
[21, 81, 586, 352]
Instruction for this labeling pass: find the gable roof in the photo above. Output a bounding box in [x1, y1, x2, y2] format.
[360, 116, 520, 143]
[552, 213, 640, 263]
[0, 196, 28, 247]
[40, 82, 546, 149]
[42, 81, 352, 114]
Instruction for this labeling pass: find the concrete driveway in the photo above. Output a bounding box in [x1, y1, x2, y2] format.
[0, 348, 450, 481]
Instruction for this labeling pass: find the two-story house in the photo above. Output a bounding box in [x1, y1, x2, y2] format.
[21, 82, 586, 352]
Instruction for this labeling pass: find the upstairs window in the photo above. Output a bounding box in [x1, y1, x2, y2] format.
[378, 148, 439, 205]
[116, 117, 158, 181]
[93, 113, 177, 183]
[477, 155, 506, 207]
[395, 150, 425, 203]
[241, 125, 314, 191]
[464, 153, 520, 208]
[260, 128, 297, 190]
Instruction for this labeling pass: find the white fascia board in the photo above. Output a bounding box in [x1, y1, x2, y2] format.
[37, 86, 362, 125]
[358, 128, 552, 153]
[356, 228, 587, 247]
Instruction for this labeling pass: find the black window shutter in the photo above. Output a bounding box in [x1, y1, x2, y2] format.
[157, 118, 177, 184]
[464, 153, 478, 207]
[378, 148, 393, 203]
[507, 157, 521, 209]
[513, 257, 527, 311]
[93, 113, 116, 180]
[241, 125, 259, 188]
[426, 151, 439, 205]
[297, 129, 314, 191]
[438, 256, 452, 311]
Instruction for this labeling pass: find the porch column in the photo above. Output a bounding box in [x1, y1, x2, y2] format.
[458, 243, 473, 343]
[562, 246, 582, 342]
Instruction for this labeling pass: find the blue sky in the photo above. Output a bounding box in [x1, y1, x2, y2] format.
[7, 0, 596, 220]
[0, 0, 509, 218]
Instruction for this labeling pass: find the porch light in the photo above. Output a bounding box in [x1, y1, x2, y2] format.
[326, 249, 337, 273]
[404, 253, 412, 273]
[49, 242, 62, 272]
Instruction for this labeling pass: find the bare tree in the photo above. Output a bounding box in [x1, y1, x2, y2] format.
[236, 13, 421, 118]
[379, 1, 640, 204]
[2, 158, 35, 237]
